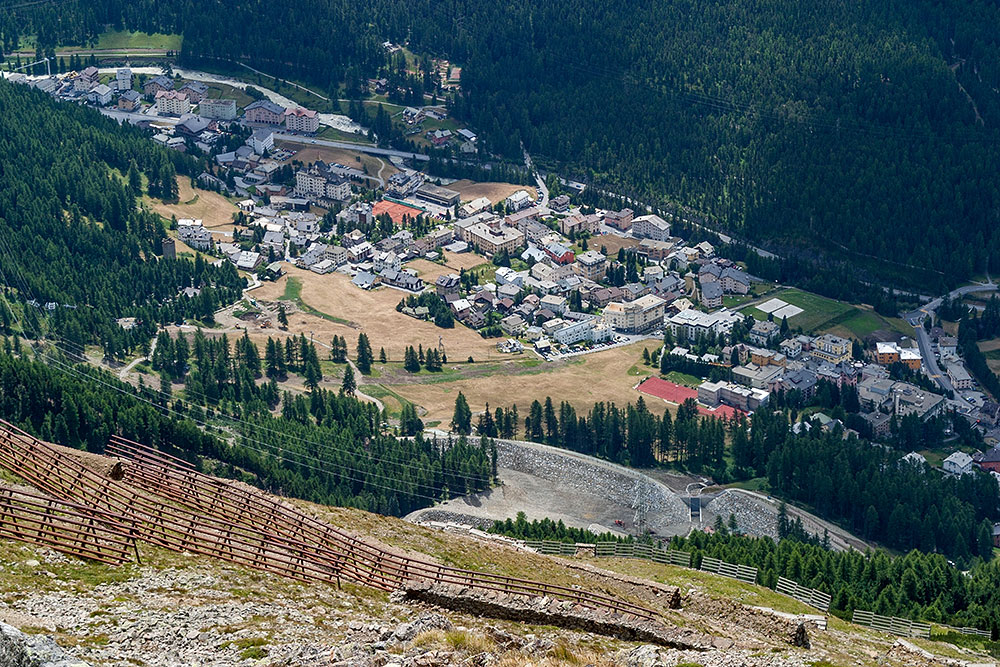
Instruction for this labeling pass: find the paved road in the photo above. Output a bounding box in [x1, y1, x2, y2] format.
[903, 277, 996, 395]
[272, 133, 429, 162]
[119, 336, 158, 382]
[914, 324, 953, 394]
[523, 148, 549, 207]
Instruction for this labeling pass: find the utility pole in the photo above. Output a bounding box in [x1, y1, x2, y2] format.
[632, 480, 650, 536]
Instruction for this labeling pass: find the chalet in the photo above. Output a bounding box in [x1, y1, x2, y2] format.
[236, 250, 264, 271]
[505, 190, 533, 211]
[352, 271, 378, 290]
[143, 75, 174, 96]
[118, 89, 141, 111]
[244, 99, 286, 125]
[88, 84, 113, 106]
[549, 194, 571, 212]
[297, 244, 328, 269]
[179, 81, 209, 103]
[943, 451, 974, 476]
[379, 269, 424, 292]
[749, 320, 780, 346]
[500, 314, 527, 336]
[545, 243, 575, 265]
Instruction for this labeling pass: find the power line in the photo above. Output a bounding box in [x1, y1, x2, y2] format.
[0, 237, 494, 495]
[0, 230, 494, 487]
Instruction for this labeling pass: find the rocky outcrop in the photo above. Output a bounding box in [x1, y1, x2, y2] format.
[399, 580, 712, 649]
[684, 592, 810, 648]
[0, 623, 91, 667]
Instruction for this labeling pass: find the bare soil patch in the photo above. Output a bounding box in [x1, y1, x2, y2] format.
[407, 252, 488, 281]
[448, 180, 537, 204]
[591, 234, 640, 256]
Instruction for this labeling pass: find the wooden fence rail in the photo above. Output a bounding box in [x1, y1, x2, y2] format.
[700, 556, 758, 585]
[852, 609, 930, 639]
[775, 577, 832, 613]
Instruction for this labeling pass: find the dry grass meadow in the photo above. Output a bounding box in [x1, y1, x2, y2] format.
[253, 267, 499, 360]
[407, 252, 489, 281]
[151, 179, 238, 232]
[386, 341, 659, 424]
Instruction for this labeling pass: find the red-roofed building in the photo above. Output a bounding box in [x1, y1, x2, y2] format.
[284, 107, 319, 133]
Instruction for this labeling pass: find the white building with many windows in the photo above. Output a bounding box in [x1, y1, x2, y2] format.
[284, 107, 319, 133]
[155, 90, 191, 116]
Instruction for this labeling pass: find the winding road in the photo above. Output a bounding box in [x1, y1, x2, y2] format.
[904, 276, 996, 395]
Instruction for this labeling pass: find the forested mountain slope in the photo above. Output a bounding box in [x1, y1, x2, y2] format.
[0, 79, 243, 355]
[7, 0, 997, 287]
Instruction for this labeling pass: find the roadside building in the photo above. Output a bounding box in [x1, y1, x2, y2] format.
[946, 361, 973, 390]
[603, 294, 666, 334]
[632, 214, 671, 241]
[284, 107, 319, 133]
[200, 98, 238, 120]
[245, 99, 287, 125]
[155, 90, 191, 115]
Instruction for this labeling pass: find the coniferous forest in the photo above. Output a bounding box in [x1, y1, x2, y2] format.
[488, 514, 1000, 633]
[0, 348, 495, 516]
[0, 79, 244, 356]
[4, 0, 999, 288]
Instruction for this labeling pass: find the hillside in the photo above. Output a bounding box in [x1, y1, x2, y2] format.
[0, 432, 995, 667]
[0, 78, 243, 355]
[5, 0, 1000, 288]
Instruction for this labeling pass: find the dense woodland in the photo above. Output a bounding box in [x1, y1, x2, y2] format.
[0, 348, 495, 516]
[5, 0, 1000, 290]
[489, 515, 1000, 634]
[0, 80, 243, 355]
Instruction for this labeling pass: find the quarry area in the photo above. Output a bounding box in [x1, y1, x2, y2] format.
[407, 439, 867, 552]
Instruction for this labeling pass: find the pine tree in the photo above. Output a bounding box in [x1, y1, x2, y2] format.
[451, 391, 472, 434]
[356, 333, 373, 374]
[341, 364, 356, 394]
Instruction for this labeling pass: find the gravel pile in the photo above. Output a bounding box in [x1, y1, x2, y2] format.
[496, 440, 690, 530]
[706, 491, 779, 540]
